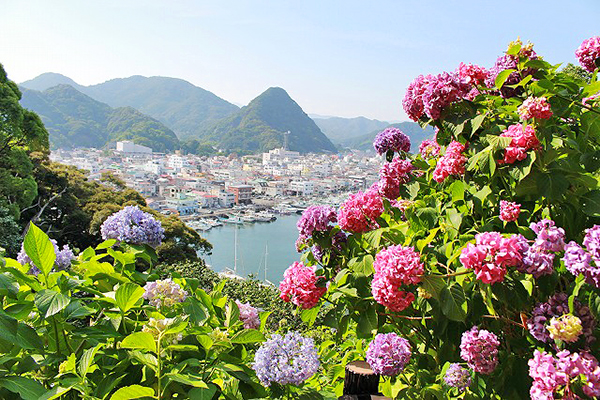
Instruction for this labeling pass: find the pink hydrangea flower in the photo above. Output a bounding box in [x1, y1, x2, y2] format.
[378, 158, 414, 199]
[279, 262, 326, 309]
[421, 72, 471, 120]
[337, 185, 384, 233]
[418, 139, 440, 158]
[403, 74, 433, 121]
[499, 124, 540, 164]
[460, 326, 500, 375]
[460, 232, 524, 284]
[432, 141, 468, 183]
[456, 62, 489, 85]
[499, 200, 521, 222]
[235, 300, 260, 330]
[576, 36, 600, 72]
[518, 97, 553, 120]
[371, 245, 423, 311]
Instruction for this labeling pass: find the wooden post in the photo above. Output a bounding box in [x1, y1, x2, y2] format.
[338, 360, 391, 400]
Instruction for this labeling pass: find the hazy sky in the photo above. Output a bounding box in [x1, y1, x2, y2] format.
[2, 1, 599, 121]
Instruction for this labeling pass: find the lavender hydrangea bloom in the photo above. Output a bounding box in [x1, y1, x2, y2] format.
[366, 333, 412, 376]
[252, 331, 319, 386]
[460, 327, 499, 375]
[584, 225, 600, 263]
[444, 363, 472, 391]
[101, 206, 164, 247]
[373, 128, 411, 155]
[17, 239, 75, 275]
[235, 300, 260, 330]
[527, 293, 596, 345]
[311, 245, 324, 263]
[530, 219, 565, 253]
[563, 241, 592, 277]
[522, 244, 556, 278]
[142, 279, 187, 309]
[297, 205, 337, 237]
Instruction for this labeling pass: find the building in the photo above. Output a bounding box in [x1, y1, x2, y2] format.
[116, 141, 152, 154]
[290, 180, 314, 196]
[262, 148, 300, 165]
[227, 184, 253, 205]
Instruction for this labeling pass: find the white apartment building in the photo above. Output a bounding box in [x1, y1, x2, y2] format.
[116, 141, 152, 154]
[262, 148, 300, 165]
[290, 180, 314, 196]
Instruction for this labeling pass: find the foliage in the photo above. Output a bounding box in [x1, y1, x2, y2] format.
[180, 139, 219, 156]
[290, 40, 600, 398]
[0, 224, 267, 399]
[201, 87, 337, 154]
[19, 84, 180, 151]
[0, 205, 22, 255]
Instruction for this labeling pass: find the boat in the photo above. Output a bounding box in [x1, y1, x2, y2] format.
[223, 215, 244, 225]
[255, 210, 276, 222]
[241, 213, 257, 223]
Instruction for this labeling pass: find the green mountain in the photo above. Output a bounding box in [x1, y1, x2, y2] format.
[312, 116, 391, 143]
[21, 74, 240, 140]
[342, 122, 435, 152]
[201, 87, 337, 153]
[19, 84, 179, 152]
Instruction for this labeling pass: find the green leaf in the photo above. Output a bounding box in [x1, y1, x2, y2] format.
[23, 223, 56, 277]
[0, 310, 43, 350]
[0, 274, 18, 298]
[581, 111, 600, 139]
[420, 275, 445, 300]
[121, 332, 156, 353]
[439, 283, 467, 322]
[225, 300, 239, 328]
[188, 385, 218, 400]
[184, 297, 209, 325]
[63, 301, 95, 319]
[96, 239, 117, 250]
[34, 290, 71, 318]
[356, 306, 378, 338]
[110, 385, 155, 400]
[78, 344, 102, 377]
[165, 373, 208, 388]
[39, 386, 72, 400]
[495, 69, 516, 88]
[348, 255, 374, 276]
[115, 283, 144, 313]
[128, 350, 158, 371]
[230, 329, 265, 344]
[300, 305, 321, 327]
[0, 376, 46, 400]
[449, 181, 465, 202]
[581, 190, 600, 216]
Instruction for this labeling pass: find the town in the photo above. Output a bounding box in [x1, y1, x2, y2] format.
[51, 140, 382, 230]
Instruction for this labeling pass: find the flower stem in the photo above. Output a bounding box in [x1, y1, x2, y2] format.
[157, 335, 162, 400]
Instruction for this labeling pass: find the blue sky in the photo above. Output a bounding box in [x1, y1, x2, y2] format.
[1, 1, 599, 121]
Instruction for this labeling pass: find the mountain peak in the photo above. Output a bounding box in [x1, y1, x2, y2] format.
[20, 73, 81, 91]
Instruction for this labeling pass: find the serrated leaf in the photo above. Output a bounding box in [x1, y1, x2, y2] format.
[115, 283, 144, 313]
[78, 344, 102, 377]
[581, 190, 600, 216]
[121, 332, 156, 353]
[110, 385, 154, 400]
[34, 290, 71, 318]
[420, 275, 445, 300]
[0, 274, 18, 298]
[440, 283, 467, 322]
[356, 306, 378, 338]
[495, 69, 516, 88]
[0, 376, 46, 400]
[23, 223, 55, 277]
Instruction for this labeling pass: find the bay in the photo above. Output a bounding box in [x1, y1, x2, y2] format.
[200, 214, 301, 284]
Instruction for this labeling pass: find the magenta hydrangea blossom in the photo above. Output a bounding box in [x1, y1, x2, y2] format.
[100, 205, 164, 247]
[456, 62, 489, 85]
[371, 245, 423, 312]
[235, 300, 260, 330]
[366, 333, 412, 376]
[378, 158, 414, 199]
[296, 205, 337, 238]
[279, 262, 326, 309]
[373, 127, 411, 155]
[499, 124, 540, 164]
[421, 72, 471, 120]
[499, 200, 520, 222]
[529, 349, 600, 399]
[17, 239, 75, 276]
[403, 74, 432, 121]
[252, 331, 319, 386]
[518, 96, 553, 120]
[460, 326, 500, 375]
[143, 279, 187, 309]
[432, 141, 467, 183]
[444, 363, 472, 391]
[527, 292, 596, 345]
[418, 139, 440, 159]
[337, 185, 384, 233]
[576, 36, 600, 72]
[460, 232, 524, 284]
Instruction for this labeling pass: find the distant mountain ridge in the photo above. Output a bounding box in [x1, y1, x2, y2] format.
[200, 87, 337, 153]
[312, 116, 391, 143]
[21, 74, 239, 140]
[19, 84, 179, 151]
[342, 122, 435, 152]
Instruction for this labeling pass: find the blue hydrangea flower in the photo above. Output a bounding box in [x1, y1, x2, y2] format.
[444, 363, 472, 391]
[17, 239, 75, 275]
[366, 332, 411, 376]
[252, 331, 319, 386]
[100, 206, 164, 247]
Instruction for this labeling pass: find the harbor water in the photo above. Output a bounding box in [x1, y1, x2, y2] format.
[200, 214, 301, 284]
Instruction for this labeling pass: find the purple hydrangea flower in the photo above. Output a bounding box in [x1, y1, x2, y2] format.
[521, 243, 556, 278]
[297, 206, 337, 238]
[100, 206, 164, 247]
[142, 279, 187, 309]
[444, 363, 472, 391]
[235, 300, 260, 330]
[527, 293, 596, 345]
[563, 241, 592, 277]
[583, 225, 600, 263]
[311, 245, 324, 263]
[373, 127, 411, 155]
[17, 239, 75, 276]
[460, 326, 499, 375]
[252, 331, 319, 386]
[331, 231, 348, 252]
[366, 333, 412, 376]
[530, 219, 565, 253]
